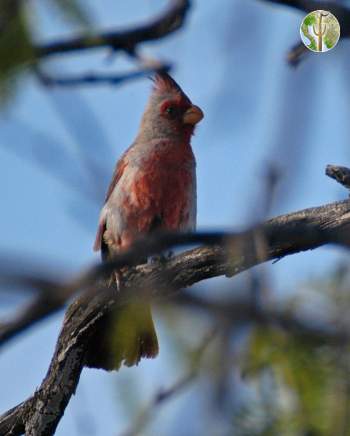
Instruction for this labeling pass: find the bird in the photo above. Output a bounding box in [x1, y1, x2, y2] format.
[84, 72, 204, 371]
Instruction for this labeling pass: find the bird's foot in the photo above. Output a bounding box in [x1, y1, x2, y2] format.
[107, 271, 122, 291]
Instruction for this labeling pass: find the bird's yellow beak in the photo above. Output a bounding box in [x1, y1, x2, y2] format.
[183, 105, 204, 125]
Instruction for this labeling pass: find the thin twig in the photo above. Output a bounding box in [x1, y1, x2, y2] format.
[287, 41, 308, 67]
[35, 63, 171, 88]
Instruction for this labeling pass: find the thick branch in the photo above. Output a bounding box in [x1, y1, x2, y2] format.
[326, 164, 350, 191]
[2, 198, 350, 434]
[34, 0, 191, 58]
[2, 196, 350, 351]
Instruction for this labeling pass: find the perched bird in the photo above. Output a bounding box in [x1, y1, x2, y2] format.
[85, 72, 204, 371]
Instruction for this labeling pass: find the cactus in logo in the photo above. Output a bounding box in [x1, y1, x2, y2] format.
[313, 11, 328, 51]
[300, 10, 340, 53]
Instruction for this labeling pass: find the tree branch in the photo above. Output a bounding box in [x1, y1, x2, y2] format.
[2, 196, 350, 434]
[326, 164, 350, 191]
[35, 63, 171, 88]
[287, 41, 308, 67]
[32, 1, 190, 89]
[34, 0, 191, 59]
[1, 194, 350, 351]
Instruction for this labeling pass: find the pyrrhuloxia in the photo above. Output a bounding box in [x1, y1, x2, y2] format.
[85, 72, 203, 370]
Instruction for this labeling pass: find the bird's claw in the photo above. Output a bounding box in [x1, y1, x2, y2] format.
[107, 271, 122, 291]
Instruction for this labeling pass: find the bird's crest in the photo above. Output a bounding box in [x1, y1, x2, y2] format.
[151, 72, 185, 96]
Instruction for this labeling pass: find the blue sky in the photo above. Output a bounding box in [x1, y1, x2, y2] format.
[1, 0, 350, 434]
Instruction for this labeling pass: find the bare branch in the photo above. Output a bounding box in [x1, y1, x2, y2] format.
[0, 292, 63, 347]
[31, 1, 190, 90]
[326, 164, 350, 191]
[287, 41, 308, 67]
[2, 191, 350, 434]
[34, 0, 191, 58]
[35, 63, 171, 88]
[1, 194, 350, 351]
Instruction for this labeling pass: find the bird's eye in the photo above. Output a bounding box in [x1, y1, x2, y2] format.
[165, 106, 176, 116]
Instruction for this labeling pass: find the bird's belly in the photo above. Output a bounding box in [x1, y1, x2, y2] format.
[132, 166, 195, 230]
[105, 160, 196, 252]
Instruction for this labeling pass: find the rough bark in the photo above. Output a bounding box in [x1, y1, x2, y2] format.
[2, 198, 350, 435]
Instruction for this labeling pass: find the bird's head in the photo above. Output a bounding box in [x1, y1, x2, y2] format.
[139, 72, 204, 142]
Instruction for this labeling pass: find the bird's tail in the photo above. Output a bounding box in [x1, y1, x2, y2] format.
[84, 302, 158, 371]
